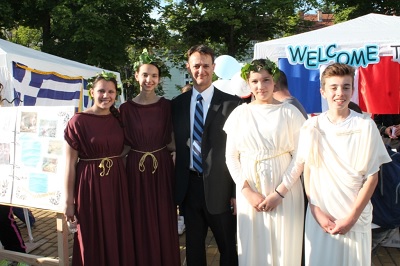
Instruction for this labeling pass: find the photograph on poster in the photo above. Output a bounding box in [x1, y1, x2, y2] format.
[42, 157, 57, 173]
[47, 140, 63, 156]
[39, 120, 57, 138]
[20, 112, 37, 133]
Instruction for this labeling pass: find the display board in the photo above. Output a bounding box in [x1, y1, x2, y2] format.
[0, 106, 74, 212]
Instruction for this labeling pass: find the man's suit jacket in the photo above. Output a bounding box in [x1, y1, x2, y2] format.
[172, 88, 242, 214]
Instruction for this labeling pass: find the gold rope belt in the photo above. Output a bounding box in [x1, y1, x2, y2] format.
[131, 146, 166, 174]
[247, 151, 290, 193]
[79, 155, 121, 177]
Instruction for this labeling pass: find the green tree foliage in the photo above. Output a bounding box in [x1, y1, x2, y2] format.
[0, 0, 170, 99]
[2, 0, 160, 71]
[8, 26, 42, 50]
[320, 0, 400, 22]
[160, 0, 319, 63]
[0, 1, 15, 36]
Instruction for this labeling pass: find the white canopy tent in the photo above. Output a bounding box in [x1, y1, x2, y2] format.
[254, 13, 400, 62]
[253, 13, 400, 114]
[0, 38, 124, 108]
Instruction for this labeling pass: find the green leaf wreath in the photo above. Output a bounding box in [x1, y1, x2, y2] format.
[240, 58, 280, 82]
[133, 48, 171, 79]
[86, 70, 122, 98]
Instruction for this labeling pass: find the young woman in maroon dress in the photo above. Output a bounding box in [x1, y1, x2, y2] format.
[119, 51, 180, 266]
[64, 73, 135, 265]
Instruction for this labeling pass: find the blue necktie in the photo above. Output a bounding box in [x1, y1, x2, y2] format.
[193, 94, 204, 173]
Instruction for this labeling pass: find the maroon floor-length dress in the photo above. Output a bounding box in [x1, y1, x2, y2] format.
[64, 113, 135, 266]
[120, 98, 180, 266]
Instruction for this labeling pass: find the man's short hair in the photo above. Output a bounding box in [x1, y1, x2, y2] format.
[187, 45, 215, 63]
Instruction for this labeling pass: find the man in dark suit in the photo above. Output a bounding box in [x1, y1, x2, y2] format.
[172, 45, 241, 266]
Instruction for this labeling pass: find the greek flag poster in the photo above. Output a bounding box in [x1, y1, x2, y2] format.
[12, 61, 85, 110]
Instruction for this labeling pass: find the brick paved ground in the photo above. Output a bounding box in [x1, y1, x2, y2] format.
[4, 208, 400, 265]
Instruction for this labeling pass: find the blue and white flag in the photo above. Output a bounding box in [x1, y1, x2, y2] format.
[12, 62, 84, 109]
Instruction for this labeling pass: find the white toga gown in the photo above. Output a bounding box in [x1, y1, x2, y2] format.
[297, 111, 392, 266]
[224, 102, 306, 266]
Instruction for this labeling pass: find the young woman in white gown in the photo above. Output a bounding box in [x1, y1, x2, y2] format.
[297, 63, 391, 265]
[224, 59, 306, 266]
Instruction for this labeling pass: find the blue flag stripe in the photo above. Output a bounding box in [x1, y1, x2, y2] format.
[12, 61, 84, 107]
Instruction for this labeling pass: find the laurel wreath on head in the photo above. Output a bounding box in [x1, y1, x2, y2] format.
[86, 70, 122, 99]
[240, 58, 280, 82]
[133, 48, 171, 79]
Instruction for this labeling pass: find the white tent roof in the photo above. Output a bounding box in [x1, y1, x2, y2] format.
[0, 38, 123, 106]
[254, 13, 400, 62]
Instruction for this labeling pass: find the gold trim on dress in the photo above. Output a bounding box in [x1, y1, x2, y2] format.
[79, 155, 121, 177]
[252, 151, 290, 193]
[131, 146, 166, 174]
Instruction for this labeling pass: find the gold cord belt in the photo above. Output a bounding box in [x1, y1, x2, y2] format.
[252, 151, 290, 193]
[131, 146, 166, 174]
[79, 155, 121, 177]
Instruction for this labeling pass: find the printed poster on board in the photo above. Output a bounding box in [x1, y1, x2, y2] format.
[0, 107, 17, 203]
[0, 106, 74, 212]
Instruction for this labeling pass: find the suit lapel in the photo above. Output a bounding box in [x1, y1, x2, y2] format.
[204, 88, 223, 129]
[182, 91, 192, 137]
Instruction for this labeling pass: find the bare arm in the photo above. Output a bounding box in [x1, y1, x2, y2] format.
[121, 145, 131, 166]
[310, 204, 336, 233]
[121, 145, 131, 156]
[167, 131, 176, 152]
[64, 142, 78, 222]
[167, 131, 176, 164]
[259, 154, 305, 212]
[241, 181, 267, 212]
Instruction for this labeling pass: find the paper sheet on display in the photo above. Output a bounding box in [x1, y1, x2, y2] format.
[0, 106, 74, 212]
